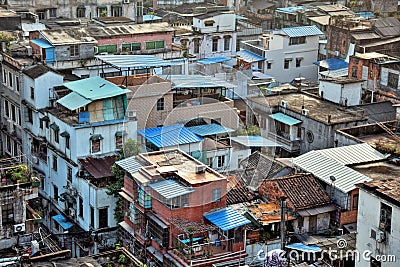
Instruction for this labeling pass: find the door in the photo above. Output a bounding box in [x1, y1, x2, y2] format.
[309, 215, 317, 234]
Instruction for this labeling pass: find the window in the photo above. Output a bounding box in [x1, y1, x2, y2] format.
[156, 98, 164, 111]
[99, 207, 108, 228]
[65, 136, 70, 149]
[351, 66, 358, 78]
[111, 5, 122, 17]
[97, 44, 117, 54]
[224, 36, 230, 51]
[15, 76, 19, 92]
[193, 38, 200, 54]
[4, 100, 9, 118]
[388, 72, 399, 88]
[296, 58, 302, 68]
[267, 62, 272, 69]
[217, 155, 225, 168]
[1, 203, 14, 225]
[29, 86, 35, 99]
[91, 139, 101, 153]
[212, 188, 222, 202]
[77, 6, 85, 17]
[289, 36, 306, 45]
[379, 202, 392, 233]
[26, 107, 33, 123]
[212, 38, 218, 52]
[147, 214, 169, 248]
[160, 194, 189, 209]
[79, 197, 83, 217]
[49, 8, 57, 17]
[352, 194, 359, 210]
[145, 40, 164, 50]
[116, 135, 123, 149]
[70, 44, 79, 57]
[122, 42, 141, 52]
[67, 166, 72, 183]
[97, 6, 107, 17]
[204, 20, 214, 26]
[90, 206, 95, 228]
[284, 59, 290, 69]
[3, 69, 6, 84]
[136, 1, 143, 17]
[53, 185, 59, 201]
[138, 186, 152, 208]
[8, 72, 12, 88]
[52, 155, 57, 171]
[207, 157, 213, 167]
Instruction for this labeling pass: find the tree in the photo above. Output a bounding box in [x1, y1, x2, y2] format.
[0, 32, 14, 52]
[107, 138, 141, 223]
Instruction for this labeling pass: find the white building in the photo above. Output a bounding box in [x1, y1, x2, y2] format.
[20, 73, 137, 256]
[240, 25, 324, 83]
[319, 77, 364, 106]
[356, 179, 400, 267]
[174, 11, 237, 59]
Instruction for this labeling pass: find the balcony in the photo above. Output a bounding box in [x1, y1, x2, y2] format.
[268, 132, 300, 152]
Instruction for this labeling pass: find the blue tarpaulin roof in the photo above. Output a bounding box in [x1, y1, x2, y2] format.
[286, 243, 322, 253]
[138, 124, 203, 148]
[269, 112, 302, 126]
[187, 123, 234, 136]
[197, 57, 231, 64]
[282, 25, 324, 37]
[356, 12, 375, 19]
[149, 180, 194, 199]
[31, 39, 54, 49]
[237, 50, 266, 63]
[143, 14, 162, 22]
[52, 214, 74, 230]
[276, 6, 306, 14]
[204, 207, 251, 231]
[230, 135, 281, 147]
[314, 58, 348, 71]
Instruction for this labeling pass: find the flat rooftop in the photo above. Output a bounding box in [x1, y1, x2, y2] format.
[248, 93, 366, 124]
[138, 149, 226, 185]
[352, 162, 400, 180]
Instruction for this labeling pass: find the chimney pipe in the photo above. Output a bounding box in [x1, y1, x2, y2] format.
[280, 196, 286, 250]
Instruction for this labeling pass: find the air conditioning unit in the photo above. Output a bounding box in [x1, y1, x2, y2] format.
[69, 208, 76, 217]
[123, 0, 130, 3]
[302, 109, 309, 116]
[13, 223, 26, 233]
[127, 110, 137, 120]
[370, 227, 385, 243]
[32, 156, 39, 164]
[195, 164, 207, 173]
[280, 100, 288, 109]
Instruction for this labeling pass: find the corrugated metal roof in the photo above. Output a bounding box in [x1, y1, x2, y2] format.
[158, 75, 227, 89]
[351, 32, 380, 40]
[63, 76, 130, 100]
[314, 58, 348, 71]
[78, 156, 116, 179]
[356, 12, 375, 19]
[276, 6, 307, 14]
[95, 55, 174, 70]
[269, 112, 302, 126]
[237, 49, 266, 63]
[281, 25, 324, 37]
[197, 57, 231, 64]
[22, 23, 46, 32]
[30, 39, 53, 49]
[292, 151, 372, 193]
[52, 214, 74, 230]
[143, 14, 162, 22]
[231, 135, 280, 147]
[319, 68, 349, 78]
[116, 156, 144, 176]
[187, 123, 234, 136]
[138, 124, 203, 148]
[57, 92, 92, 110]
[149, 179, 194, 199]
[317, 143, 387, 165]
[204, 207, 251, 231]
[286, 243, 321, 252]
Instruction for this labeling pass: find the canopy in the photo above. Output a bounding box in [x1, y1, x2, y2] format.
[204, 207, 251, 231]
[52, 214, 74, 230]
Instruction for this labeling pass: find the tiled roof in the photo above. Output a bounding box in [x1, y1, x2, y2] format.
[358, 179, 400, 207]
[78, 156, 116, 179]
[23, 64, 53, 79]
[226, 186, 257, 205]
[259, 174, 331, 211]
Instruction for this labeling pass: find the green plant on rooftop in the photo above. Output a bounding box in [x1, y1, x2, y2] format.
[107, 139, 141, 223]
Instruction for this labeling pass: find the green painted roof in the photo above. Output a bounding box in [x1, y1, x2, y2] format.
[63, 76, 130, 101]
[57, 92, 92, 110]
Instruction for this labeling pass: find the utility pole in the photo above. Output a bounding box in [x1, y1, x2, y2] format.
[280, 196, 286, 250]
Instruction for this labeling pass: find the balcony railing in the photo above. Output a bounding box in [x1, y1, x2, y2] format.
[268, 132, 300, 152]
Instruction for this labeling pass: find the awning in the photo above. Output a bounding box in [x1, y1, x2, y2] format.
[147, 212, 168, 229]
[230, 135, 281, 148]
[286, 243, 322, 253]
[149, 180, 194, 199]
[269, 112, 302, 126]
[57, 92, 92, 111]
[60, 131, 70, 137]
[237, 50, 266, 63]
[204, 207, 251, 231]
[40, 116, 50, 122]
[186, 123, 234, 137]
[197, 57, 230, 65]
[49, 123, 59, 131]
[52, 214, 74, 230]
[30, 39, 54, 49]
[90, 134, 104, 141]
[115, 156, 143, 177]
[297, 204, 337, 217]
[115, 131, 127, 137]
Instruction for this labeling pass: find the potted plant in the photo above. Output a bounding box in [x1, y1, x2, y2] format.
[6, 164, 30, 183]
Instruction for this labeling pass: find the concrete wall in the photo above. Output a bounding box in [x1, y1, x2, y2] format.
[193, 13, 236, 34]
[54, 43, 94, 61]
[356, 189, 400, 267]
[319, 80, 362, 106]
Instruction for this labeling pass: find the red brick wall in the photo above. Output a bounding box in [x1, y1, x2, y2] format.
[348, 57, 381, 82]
